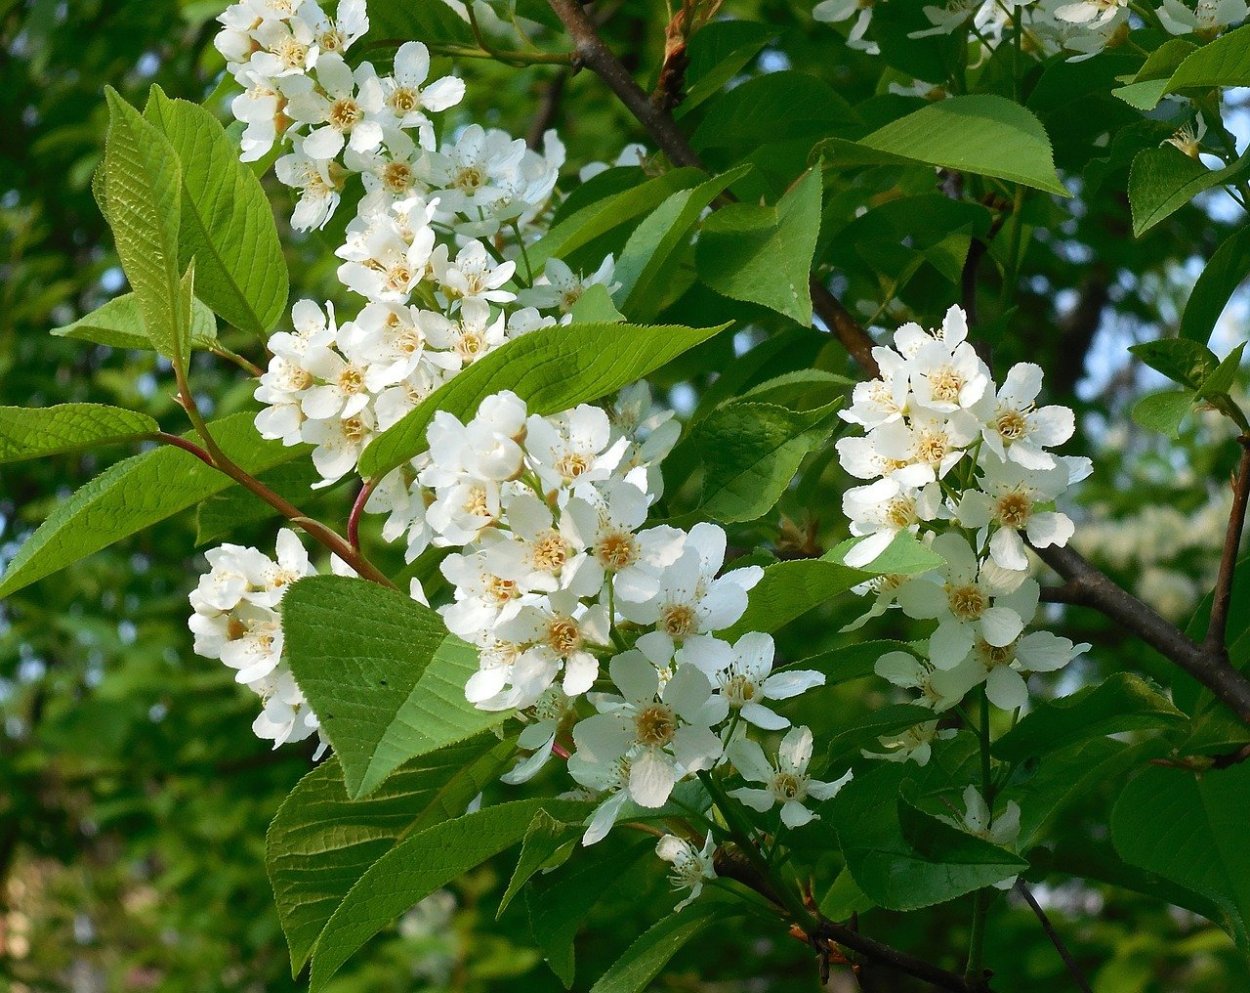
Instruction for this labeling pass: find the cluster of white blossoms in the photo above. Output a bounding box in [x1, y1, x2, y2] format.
[216, 0, 622, 494]
[815, 0, 1246, 62]
[188, 529, 329, 753]
[836, 306, 1091, 760]
[408, 386, 845, 856]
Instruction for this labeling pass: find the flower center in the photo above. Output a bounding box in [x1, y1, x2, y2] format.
[634, 704, 677, 747]
[337, 366, 364, 394]
[546, 617, 581, 656]
[275, 37, 308, 69]
[773, 772, 803, 800]
[318, 28, 345, 52]
[342, 416, 368, 443]
[388, 87, 420, 115]
[485, 575, 518, 604]
[454, 165, 485, 192]
[928, 367, 964, 404]
[382, 161, 414, 194]
[531, 531, 568, 572]
[660, 603, 698, 638]
[724, 673, 758, 706]
[975, 638, 1016, 670]
[455, 330, 485, 362]
[328, 97, 362, 131]
[463, 485, 489, 517]
[555, 452, 591, 481]
[995, 408, 1028, 442]
[885, 495, 917, 529]
[597, 531, 638, 571]
[995, 491, 1032, 529]
[947, 583, 987, 620]
[914, 429, 949, 465]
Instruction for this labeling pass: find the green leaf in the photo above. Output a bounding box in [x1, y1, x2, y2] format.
[102, 86, 187, 364]
[1129, 338, 1219, 388]
[527, 838, 653, 987]
[897, 783, 1028, 870]
[738, 369, 853, 408]
[1112, 39, 1198, 110]
[676, 22, 774, 119]
[1128, 145, 1246, 236]
[1180, 225, 1250, 344]
[1112, 763, 1250, 949]
[818, 868, 875, 920]
[143, 86, 288, 335]
[309, 798, 591, 991]
[674, 399, 840, 524]
[857, 95, 1067, 196]
[834, 762, 1025, 911]
[358, 320, 732, 479]
[1131, 388, 1195, 437]
[51, 291, 218, 351]
[690, 71, 855, 152]
[696, 167, 823, 324]
[283, 575, 506, 799]
[266, 737, 512, 973]
[530, 169, 704, 270]
[724, 534, 942, 639]
[569, 283, 626, 323]
[498, 810, 582, 918]
[992, 673, 1185, 764]
[589, 902, 735, 993]
[826, 703, 938, 765]
[0, 404, 158, 464]
[1196, 341, 1246, 399]
[787, 640, 916, 686]
[613, 166, 750, 322]
[1166, 23, 1250, 92]
[0, 412, 301, 598]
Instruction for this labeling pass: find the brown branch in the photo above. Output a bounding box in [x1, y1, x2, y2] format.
[546, 0, 881, 378]
[1206, 436, 1250, 653]
[714, 855, 986, 992]
[1034, 543, 1250, 726]
[1013, 882, 1093, 993]
[526, 69, 568, 149]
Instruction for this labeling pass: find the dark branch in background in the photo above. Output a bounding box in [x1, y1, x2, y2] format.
[713, 854, 988, 992]
[1013, 882, 1093, 993]
[545, 0, 882, 378]
[1051, 266, 1110, 397]
[1206, 436, 1250, 653]
[526, 69, 568, 149]
[1034, 543, 1250, 725]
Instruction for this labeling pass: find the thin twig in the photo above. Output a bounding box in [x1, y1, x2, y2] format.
[348, 477, 378, 553]
[526, 69, 568, 149]
[1013, 882, 1093, 993]
[1205, 436, 1250, 653]
[817, 919, 988, 993]
[544, 0, 881, 377]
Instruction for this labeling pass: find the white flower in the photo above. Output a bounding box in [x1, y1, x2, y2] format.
[680, 633, 824, 730]
[519, 256, 621, 314]
[276, 147, 346, 230]
[937, 786, 1022, 888]
[874, 649, 977, 712]
[958, 456, 1075, 571]
[524, 404, 629, 494]
[1054, 0, 1127, 24]
[495, 590, 610, 700]
[252, 666, 321, 749]
[501, 688, 577, 784]
[973, 362, 1074, 470]
[970, 627, 1089, 711]
[231, 77, 287, 162]
[814, 0, 879, 53]
[840, 347, 910, 429]
[336, 195, 438, 302]
[377, 41, 466, 130]
[285, 54, 385, 162]
[655, 833, 717, 910]
[433, 240, 517, 306]
[864, 719, 957, 766]
[296, 0, 369, 58]
[897, 533, 1032, 667]
[727, 726, 851, 828]
[301, 406, 375, 484]
[843, 478, 942, 568]
[1158, 0, 1248, 37]
[571, 650, 726, 808]
[481, 490, 595, 596]
[620, 524, 764, 661]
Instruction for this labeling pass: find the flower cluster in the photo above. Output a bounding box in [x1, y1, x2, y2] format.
[410, 386, 842, 852]
[188, 529, 327, 753]
[815, 0, 1246, 63]
[215, 0, 623, 496]
[835, 306, 1090, 755]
